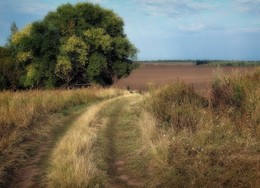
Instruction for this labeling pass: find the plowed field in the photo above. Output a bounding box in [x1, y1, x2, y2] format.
[113, 63, 253, 94]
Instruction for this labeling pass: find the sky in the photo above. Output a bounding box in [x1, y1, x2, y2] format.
[0, 0, 260, 60]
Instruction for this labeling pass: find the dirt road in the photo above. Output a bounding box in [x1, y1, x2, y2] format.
[96, 96, 143, 187]
[11, 94, 143, 187]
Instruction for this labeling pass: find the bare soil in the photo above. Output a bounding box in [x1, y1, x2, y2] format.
[9, 107, 87, 188]
[11, 142, 51, 188]
[113, 63, 253, 94]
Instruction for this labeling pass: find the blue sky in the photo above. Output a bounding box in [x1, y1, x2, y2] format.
[0, 0, 260, 60]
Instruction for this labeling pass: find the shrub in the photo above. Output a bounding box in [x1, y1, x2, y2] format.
[211, 68, 260, 134]
[147, 82, 207, 132]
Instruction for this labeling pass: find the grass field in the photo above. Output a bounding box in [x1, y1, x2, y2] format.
[139, 67, 260, 187]
[1, 65, 259, 187]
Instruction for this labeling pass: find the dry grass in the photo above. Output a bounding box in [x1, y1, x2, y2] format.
[211, 67, 260, 135]
[46, 96, 130, 187]
[146, 81, 207, 132]
[138, 68, 260, 187]
[0, 87, 126, 186]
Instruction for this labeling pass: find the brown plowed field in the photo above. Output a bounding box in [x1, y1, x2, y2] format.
[113, 63, 254, 94]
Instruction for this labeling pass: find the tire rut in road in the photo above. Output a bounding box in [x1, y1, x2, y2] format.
[99, 96, 143, 187]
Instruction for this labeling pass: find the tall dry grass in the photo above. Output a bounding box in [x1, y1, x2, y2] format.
[139, 68, 259, 187]
[211, 67, 260, 135]
[0, 87, 126, 186]
[146, 81, 207, 132]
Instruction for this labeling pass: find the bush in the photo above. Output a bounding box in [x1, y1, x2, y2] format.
[211, 68, 260, 134]
[147, 82, 207, 132]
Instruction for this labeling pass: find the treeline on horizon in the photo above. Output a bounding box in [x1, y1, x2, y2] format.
[137, 59, 260, 66]
[0, 2, 138, 90]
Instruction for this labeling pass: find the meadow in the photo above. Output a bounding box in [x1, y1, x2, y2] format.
[0, 65, 259, 187]
[138, 67, 260, 187]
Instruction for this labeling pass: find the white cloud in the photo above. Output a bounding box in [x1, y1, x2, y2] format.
[0, 0, 53, 15]
[136, 0, 260, 18]
[233, 0, 260, 14]
[86, 0, 105, 4]
[178, 23, 205, 32]
[136, 0, 216, 18]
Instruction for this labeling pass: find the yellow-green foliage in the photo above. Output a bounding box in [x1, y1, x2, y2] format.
[61, 35, 89, 64]
[0, 87, 126, 186]
[140, 68, 259, 187]
[16, 51, 33, 63]
[11, 25, 33, 63]
[11, 24, 32, 45]
[84, 28, 112, 52]
[55, 56, 73, 82]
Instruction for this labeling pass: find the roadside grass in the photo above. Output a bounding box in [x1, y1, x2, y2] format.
[34, 104, 90, 186]
[211, 67, 260, 135]
[139, 68, 259, 187]
[47, 103, 105, 187]
[0, 87, 126, 187]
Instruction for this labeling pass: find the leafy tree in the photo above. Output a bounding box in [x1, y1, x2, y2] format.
[0, 47, 18, 89]
[9, 2, 138, 89]
[87, 52, 107, 84]
[5, 22, 18, 47]
[55, 56, 72, 86]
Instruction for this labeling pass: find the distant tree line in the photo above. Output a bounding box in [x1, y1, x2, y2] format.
[195, 60, 260, 66]
[136, 60, 260, 66]
[0, 2, 138, 90]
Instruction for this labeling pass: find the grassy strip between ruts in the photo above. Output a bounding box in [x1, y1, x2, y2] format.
[47, 94, 144, 187]
[0, 87, 127, 187]
[46, 95, 125, 187]
[93, 95, 146, 187]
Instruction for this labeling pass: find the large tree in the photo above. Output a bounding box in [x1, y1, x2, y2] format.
[10, 2, 138, 88]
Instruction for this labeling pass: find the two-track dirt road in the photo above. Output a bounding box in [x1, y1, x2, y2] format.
[11, 93, 143, 188]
